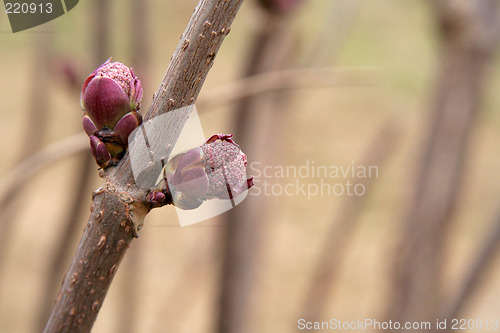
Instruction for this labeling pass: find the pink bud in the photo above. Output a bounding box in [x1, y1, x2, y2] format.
[81, 59, 143, 129]
[160, 134, 253, 210]
[202, 134, 251, 199]
[81, 59, 144, 168]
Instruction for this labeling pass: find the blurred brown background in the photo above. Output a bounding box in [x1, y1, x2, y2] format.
[0, 0, 499, 332]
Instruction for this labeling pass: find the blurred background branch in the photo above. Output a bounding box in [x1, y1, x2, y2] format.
[388, 0, 500, 328]
[0, 29, 53, 280]
[215, 2, 304, 332]
[35, 0, 110, 330]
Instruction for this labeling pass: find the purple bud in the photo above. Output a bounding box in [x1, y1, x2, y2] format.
[89, 135, 112, 168]
[82, 115, 98, 137]
[164, 147, 209, 210]
[114, 112, 142, 146]
[146, 189, 172, 209]
[164, 134, 253, 210]
[81, 59, 143, 129]
[81, 59, 143, 168]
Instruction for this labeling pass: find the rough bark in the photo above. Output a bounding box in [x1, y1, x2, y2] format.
[43, 1, 244, 332]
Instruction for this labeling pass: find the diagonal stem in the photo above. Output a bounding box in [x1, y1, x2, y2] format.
[43, 1, 244, 332]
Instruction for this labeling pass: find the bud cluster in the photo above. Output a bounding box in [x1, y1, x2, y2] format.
[80, 59, 143, 168]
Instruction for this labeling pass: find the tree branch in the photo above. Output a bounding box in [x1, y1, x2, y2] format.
[43, 1, 244, 332]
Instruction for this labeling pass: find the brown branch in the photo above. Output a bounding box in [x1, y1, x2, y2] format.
[43, 1, 244, 332]
[388, 0, 500, 328]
